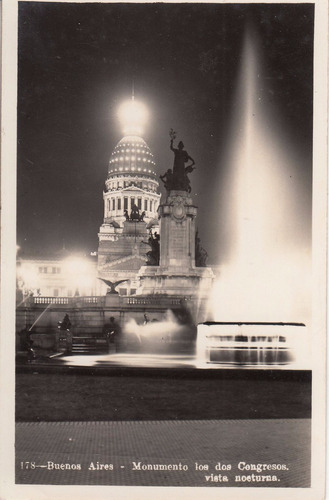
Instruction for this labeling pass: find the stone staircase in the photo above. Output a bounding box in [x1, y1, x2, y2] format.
[71, 336, 108, 354]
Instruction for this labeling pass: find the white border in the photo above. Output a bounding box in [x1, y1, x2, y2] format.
[1, 1, 327, 499]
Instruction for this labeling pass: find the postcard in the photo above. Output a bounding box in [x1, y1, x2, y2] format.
[0, 0, 327, 499]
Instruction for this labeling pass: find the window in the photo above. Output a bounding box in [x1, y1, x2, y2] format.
[124, 197, 128, 210]
[38, 266, 48, 274]
[112, 198, 115, 210]
[137, 198, 142, 209]
[118, 198, 121, 210]
[131, 198, 135, 208]
[150, 201, 153, 212]
[144, 199, 148, 211]
[52, 267, 61, 274]
[53, 289, 59, 297]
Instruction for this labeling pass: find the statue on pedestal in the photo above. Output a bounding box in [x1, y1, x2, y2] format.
[99, 278, 128, 294]
[130, 203, 140, 221]
[141, 230, 160, 265]
[159, 168, 174, 192]
[195, 230, 208, 267]
[160, 129, 196, 193]
[123, 205, 145, 222]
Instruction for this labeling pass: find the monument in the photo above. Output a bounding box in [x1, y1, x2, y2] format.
[16, 104, 214, 353]
[137, 129, 214, 323]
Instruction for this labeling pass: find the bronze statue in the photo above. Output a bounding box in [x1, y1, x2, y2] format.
[141, 230, 160, 265]
[195, 230, 208, 267]
[99, 278, 128, 294]
[159, 168, 174, 191]
[130, 203, 140, 221]
[163, 129, 195, 192]
[124, 205, 143, 222]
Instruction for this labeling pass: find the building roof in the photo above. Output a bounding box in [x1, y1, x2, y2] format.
[17, 249, 98, 264]
[108, 135, 157, 178]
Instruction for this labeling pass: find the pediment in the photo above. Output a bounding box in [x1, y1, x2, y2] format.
[100, 254, 147, 271]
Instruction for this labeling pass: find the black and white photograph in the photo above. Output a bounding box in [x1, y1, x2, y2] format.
[0, 0, 327, 498]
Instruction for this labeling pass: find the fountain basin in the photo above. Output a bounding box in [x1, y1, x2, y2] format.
[196, 322, 308, 368]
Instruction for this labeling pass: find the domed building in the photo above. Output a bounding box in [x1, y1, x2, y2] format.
[97, 98, 161, 295]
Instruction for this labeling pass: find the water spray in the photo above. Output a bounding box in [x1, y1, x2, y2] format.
[28, 302, 52, 331]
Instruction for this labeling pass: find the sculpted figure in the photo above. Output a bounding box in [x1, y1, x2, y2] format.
[169, 129, 195, 191]
[130, 204, 140, 221]
[195, 230, 208, 267]
[159, 169, 174, 192]
[141, 230, 160, 265]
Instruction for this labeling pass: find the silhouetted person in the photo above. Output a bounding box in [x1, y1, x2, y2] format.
[104, 317, 121, 353]
[26, 336, 36, 363]
[59, 314, 71, 331]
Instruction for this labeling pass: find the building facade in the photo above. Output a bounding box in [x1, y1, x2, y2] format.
[97, 132, 161, 295]
[16, 252, 101, 299]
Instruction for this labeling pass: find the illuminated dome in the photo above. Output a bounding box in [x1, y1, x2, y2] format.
[108, 135, 156, 178]
[100, 97, 160, 235]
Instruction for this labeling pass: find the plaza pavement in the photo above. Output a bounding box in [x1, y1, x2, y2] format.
[15, 352, 311, 488]
[16, 418, 310, 487]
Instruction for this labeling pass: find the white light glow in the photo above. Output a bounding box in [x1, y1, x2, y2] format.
[124, 310, 184, 345]
[211, 30, 311, 327]
[18, 266, 39, 289]
[118, 98, 148, 136]
[63, 257, 95, 294]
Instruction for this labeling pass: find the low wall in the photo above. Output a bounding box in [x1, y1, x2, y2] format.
[16, 294, 203, 350]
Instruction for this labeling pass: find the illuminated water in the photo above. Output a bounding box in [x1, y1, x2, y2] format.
[210, 32, 311, 322]
[203, 30, 312, 367]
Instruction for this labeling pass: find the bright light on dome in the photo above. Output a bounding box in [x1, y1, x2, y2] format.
[118, 98, 148, 136]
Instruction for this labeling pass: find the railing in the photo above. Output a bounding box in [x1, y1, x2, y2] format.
[33, 297, 71, 305]
[24, 296, 102, 306]
[78, 297, 99, 304]
[125, 296, 188, 306]
[19, 295, 191, 308]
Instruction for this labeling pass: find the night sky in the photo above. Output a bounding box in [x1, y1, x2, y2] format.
[17, 2, 314, 264]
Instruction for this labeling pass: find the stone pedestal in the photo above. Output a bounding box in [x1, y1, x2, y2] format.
[158, 191, 197, 269]
[137, 191, 214, 314]
[137, 265, 214, 298]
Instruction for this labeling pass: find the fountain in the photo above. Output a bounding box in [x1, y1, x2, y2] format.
[199, 28, 311, 368]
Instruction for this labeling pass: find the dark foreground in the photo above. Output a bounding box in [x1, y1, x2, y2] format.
[16, 367, 311, 421]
